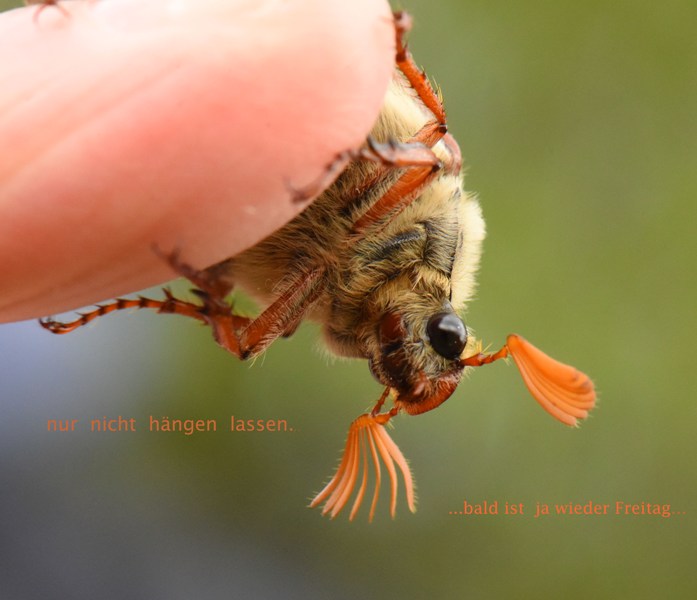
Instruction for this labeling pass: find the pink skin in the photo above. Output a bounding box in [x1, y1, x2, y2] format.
[0, 0, 394, 322]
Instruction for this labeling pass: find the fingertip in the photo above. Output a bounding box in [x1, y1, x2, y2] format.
[0, 0, 394, 322]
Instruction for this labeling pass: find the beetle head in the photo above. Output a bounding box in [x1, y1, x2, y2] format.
[368, 307, 469, 415]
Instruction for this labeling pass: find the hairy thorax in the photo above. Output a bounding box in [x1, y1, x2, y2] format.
[226, 75, 485, 369]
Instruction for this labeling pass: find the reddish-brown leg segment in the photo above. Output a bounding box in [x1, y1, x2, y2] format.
[41, 252, 326, 361]
[288, 136, 442, 205]
[39, 290, 227, 334]
[348, 12, 460, 235]
[350, 164, 441, 235]
[293, 10, 458, 235]
[233, 267, 325, 359]
[393, 11, 447, 129]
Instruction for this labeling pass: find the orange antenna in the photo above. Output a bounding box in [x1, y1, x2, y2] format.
[462, 334, 596, 426]
[310, 391, 416, 521]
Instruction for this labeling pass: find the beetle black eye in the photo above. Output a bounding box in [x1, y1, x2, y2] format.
[426, 313, 467, 360]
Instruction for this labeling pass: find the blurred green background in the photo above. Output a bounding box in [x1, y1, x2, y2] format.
[1, 0, 696, 598]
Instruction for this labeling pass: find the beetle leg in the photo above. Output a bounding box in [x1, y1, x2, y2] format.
[288, 137, 440, 205]
[393, 11, 447, 133]
[233, 267, 326, 359]
[39, 290, 223, 334]
[342, 7, 467, 235]
[40, 251, 326, 361]
[349, 163, 441, 236]
[153, 246, 234, 301]
[290, 136, 443, 207]
[289, 11, 454, 206]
